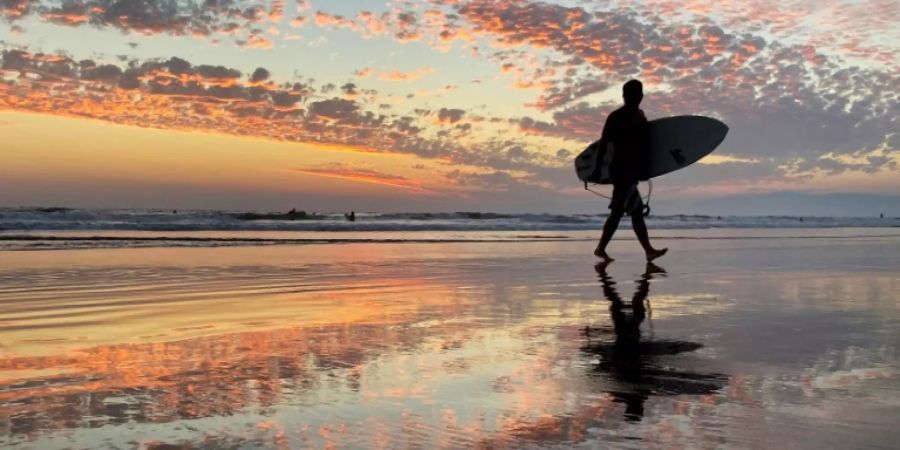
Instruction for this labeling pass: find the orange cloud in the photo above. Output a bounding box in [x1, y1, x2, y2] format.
[314, 11, 357, 30]
[268, 0, 284, 22]
[243, 33, 274, 49]
[377, 67, 434, 82]
[357, 11, 389, 37]
[1, 0, 31, 19]
[42, 11, 89, 25]
[291, 166, 441, 194]
[0, 49, 510, 176]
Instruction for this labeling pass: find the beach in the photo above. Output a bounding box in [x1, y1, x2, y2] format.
[1, 229, 899, 449]
[4, 0, 898, 447]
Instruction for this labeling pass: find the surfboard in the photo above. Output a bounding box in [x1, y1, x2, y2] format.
[575, 115, 728, 185]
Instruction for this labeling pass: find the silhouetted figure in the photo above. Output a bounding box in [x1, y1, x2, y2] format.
[594, 80, 666, 262]
[345, 211, 356, 221]
[583, 262, 725, 422]
[593, 261, 659, 420]
[880, 213, 884, 219]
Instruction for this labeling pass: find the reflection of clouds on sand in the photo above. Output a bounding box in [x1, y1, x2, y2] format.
[702, 346, 900, 449]
[0, 309, 622, 448]
[0, 259, 733, 448]
[808, 366, 895, 390]
[1, 238, 899, 448]
[638, 292, 732, 318]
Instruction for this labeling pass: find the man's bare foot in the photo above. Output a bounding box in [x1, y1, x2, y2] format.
[594, 247, 614, 261]
[646, 247, 668, 262]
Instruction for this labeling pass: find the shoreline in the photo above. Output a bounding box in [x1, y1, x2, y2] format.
[1, 227, 898, 252]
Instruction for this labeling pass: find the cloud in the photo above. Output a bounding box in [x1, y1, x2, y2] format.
[2, 48, 311, 119]
[268, 0, 284, 22]
[291, 164, 440, 194]
[2, 0, 270, 39]
[447, 0, 897, 177]
[377, 67, 434, 82]
[1, 0, 33, 20]
[356, 10, 388, 37]
[436, 108, 464, 124]
[0, 46, 539, 180]
[239, 30, 274, 49]
[1, 0, 897, 198]
[250, 67, 270, 83]
[457, 1, 647, 76]
[289, 15, 307, 27]
[311, 7, 456, 45]
[621, 0, 899, 68]
[307, 98, 358, 119]
[83, 0, 876, 180]
[314, 11, 357, 31]
[446, 169, 520, 192]
[339, 82, 358, 97]
[528, 78, 610, 111]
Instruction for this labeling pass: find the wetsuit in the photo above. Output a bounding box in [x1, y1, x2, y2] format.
[599, 106, 649, 214]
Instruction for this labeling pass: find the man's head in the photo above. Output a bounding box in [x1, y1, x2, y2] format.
[623, 79, 643, 107]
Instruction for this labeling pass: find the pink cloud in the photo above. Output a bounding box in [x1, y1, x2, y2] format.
[314, 11, 357, 30]
[377, 67, 434, 82]
[289, 15, 307, 28]
[268, 0, 284, 22]
[291, 165, 441, 194]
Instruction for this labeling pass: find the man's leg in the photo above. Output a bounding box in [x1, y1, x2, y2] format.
[630, 210, 667, 261]
[595, 209, 624, 261]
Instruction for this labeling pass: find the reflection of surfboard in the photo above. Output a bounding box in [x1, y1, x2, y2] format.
[575, 115, 728, 185]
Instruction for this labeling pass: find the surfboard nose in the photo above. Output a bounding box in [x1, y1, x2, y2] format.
[693, 115, 729, 147]
[709, 118, 728, 146]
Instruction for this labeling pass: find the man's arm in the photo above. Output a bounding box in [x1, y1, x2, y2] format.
[599, 110, 617, 143]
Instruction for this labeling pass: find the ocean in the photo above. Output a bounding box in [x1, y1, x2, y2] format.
[1, 207, 897, 251]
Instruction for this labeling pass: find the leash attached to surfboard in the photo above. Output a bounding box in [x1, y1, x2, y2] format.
[583, 180, 653, 217]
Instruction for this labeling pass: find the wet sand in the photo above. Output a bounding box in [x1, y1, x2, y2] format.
[1, 234, 899, 449]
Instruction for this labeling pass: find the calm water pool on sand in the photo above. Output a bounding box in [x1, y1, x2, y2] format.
[1, 232, 899, 449]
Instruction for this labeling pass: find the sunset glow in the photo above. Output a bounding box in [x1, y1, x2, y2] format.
[1, 0, 897, 211]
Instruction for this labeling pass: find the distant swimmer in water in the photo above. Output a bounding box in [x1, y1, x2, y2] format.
[594, 80, 667, 262]
[345, 211, 356, 222]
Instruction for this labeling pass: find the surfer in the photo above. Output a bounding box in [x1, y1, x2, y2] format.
[594, 80, 667, 262]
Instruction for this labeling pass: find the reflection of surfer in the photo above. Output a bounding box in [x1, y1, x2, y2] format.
[592, 261, 664, 421]
[585, 261, 725, 422]
[594, 80, 667, 262]
[598, 261, 661, 345]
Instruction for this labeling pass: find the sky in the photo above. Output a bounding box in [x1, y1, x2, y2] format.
[0, 0, 897, 213]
